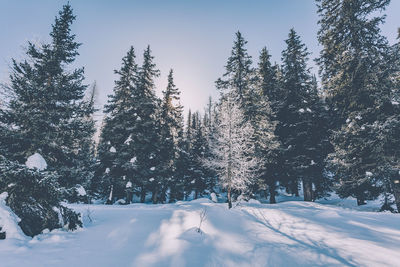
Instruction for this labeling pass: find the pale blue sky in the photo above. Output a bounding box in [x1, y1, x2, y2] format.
[1, 0, 399, 114]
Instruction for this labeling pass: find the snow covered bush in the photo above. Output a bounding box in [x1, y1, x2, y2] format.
[0, 156, 82, 237]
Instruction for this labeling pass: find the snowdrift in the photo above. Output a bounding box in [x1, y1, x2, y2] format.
[0, 200, 399, 266]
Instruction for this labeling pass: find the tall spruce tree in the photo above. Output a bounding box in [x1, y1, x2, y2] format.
[0, 3, 86, 236]
[317, 0, 394, 205]
[188, 112, 210, 199]
[279, 29, 330, 201]
[216, 31, 255, 102]
[158, 69, 184, 202]
[129, 46, 161, 204]
[3, 3, 95, 198]
[255, 47, 282, 203]
[96, 47, 138, 203]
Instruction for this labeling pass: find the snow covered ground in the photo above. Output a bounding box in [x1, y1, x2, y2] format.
[0, 198, 399, 267]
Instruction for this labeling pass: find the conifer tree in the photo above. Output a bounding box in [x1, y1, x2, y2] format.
[0, 4, 85, 235]
[96, 47, 138, 203]
[317, 0, 394, 205]
[187, 112, 210, 199]
[158, 69, 184, 202]
[255, 47, 282, 203]
[279, 29, 330, 201]
[216, 31, 255, 101]
[71, 82, 97, 202]
[129, 46, 161, 204]
[3, 3, 95, 198]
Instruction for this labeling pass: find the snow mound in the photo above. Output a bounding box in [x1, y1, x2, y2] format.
[210, 192, 218, 203]
[0, 192, 26, 240]
[75, 185, 86, 197]
[124, 135, 132, 144]
[189, 198, 213, 204]
[248, 199, 261, 204]
[179, 227, 208, 243]
[114, 199, 126, 205]
[1, 201, 400, 266]
[25, 153, 47, 171]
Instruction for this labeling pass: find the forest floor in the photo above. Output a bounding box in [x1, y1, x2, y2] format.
[0, 197, 399, 267]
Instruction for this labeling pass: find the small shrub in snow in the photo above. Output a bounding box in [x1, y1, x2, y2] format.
[197, 207, 207, 234]
[0, 156, 82, 237]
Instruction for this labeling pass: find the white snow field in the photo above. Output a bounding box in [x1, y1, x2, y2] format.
[0, 199, 400, 267]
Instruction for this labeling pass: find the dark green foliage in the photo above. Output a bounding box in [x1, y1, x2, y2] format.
[0, 156, 81, 237]
[2, 3, 95, 198]
[184, 112, 210, 199]
[277, 29, 331, 201]
[254, 47, 282, 203]
[158, 70, 184, 202]
[0, 228, 5, 239]
[216, 31, 255, 100]
[316, 0, 391, 122]
[96, 47, 139, 202]
[317, 0, 397, 205]
[129, 46, 161, 203]
[98, 46, 161, 204]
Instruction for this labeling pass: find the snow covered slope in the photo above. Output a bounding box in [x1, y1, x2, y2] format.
[0, 200, 399, 267]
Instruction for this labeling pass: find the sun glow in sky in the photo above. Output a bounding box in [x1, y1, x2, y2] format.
[1, 0, 399, 116]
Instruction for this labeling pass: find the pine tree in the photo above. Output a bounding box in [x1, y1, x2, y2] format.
[316, 0, 391, 121]
[188, 112, 210, 199]
[317, 0, 394, 205]
[254, 47, 282, 203]
[3, 3, 95, 198]
[0, 156, 81, 237]
[158, 69, 184, 203]
[363, 32, 400, 211]
[278, 29, 330, 201]
[202, 97, 218, 195]
[205, 93, 258, 208]
[258, 47, 281, 110]
[129, 46, 161, 204]
[169, 126, 188, 202]
[96, 46, 138, 203]
[70, 82, 97, 202]
[216, 31, 255, 101]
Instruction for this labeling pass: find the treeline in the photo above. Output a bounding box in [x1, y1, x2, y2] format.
[0, 0, 400, 237]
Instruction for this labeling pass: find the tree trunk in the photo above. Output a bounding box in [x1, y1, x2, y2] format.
[169, 189, 175, 203]
[292, 179, 299, 197]
[227, 187, 232, 209]
[392, 180, 400, 212]
[126, 191, 133, 204]
[160, 186, 167, 204]
[140, 187, 146, 203]
[302, 178, 313, 202]
[357, 197, 366, 206]
[194, 189, 198, 200]
[268, 179, 276, 204]
[106, 185, 113, 205]
[152, 187, 159, 204]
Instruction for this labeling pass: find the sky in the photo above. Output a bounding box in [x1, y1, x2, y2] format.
[1, 0, 399, 118]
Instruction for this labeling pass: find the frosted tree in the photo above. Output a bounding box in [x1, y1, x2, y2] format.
[206, 93, 258, 208]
